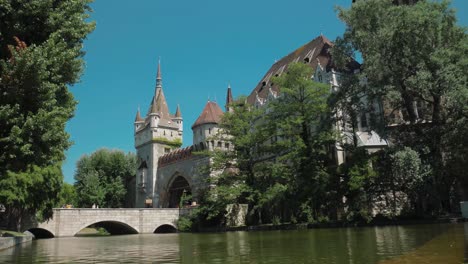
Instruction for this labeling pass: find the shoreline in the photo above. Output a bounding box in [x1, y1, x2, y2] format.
[195, 217, 467, 233]
[0, 232, 34, 251]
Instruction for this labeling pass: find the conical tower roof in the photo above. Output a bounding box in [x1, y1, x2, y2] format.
[192, 101, 224, 129]
[135, 108, 144, 122]
[175, 104, 182, 118]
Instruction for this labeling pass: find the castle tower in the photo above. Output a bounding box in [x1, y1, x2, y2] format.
[134, 59, 183, 208]
[192, 85, 233, 151]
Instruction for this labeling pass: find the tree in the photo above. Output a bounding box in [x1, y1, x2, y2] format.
[0, 0, 95, 230]
[334, 0, 468, 213]
[57, 182, 78, 207]
[74, 149, 137, 208]
[265, 62, 334, 221]
[194, 96, 262, 226]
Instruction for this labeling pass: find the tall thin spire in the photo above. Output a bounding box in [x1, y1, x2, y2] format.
[226, 83, 234, 113]
[156, 57, 162, 89]
[175, 104, 182, 118]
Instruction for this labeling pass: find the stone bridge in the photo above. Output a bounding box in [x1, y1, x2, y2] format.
[24, 208, 188, 238]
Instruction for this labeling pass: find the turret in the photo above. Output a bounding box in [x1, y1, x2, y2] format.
[192, 100, 224, 151]
[134, 107, 144, 131]
[148, 96, 160, 128]
[172, 104, 183, 132]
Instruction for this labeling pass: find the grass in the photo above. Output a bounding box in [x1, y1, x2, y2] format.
[0, 230, 26, 237]
[75, 227, 110, 237]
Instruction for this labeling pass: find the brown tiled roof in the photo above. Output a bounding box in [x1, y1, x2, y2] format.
[158, 146, 194, 167]
[247, 35, 351, 105]
[191, 101, 224, 129]
[148, 88, 170, 118]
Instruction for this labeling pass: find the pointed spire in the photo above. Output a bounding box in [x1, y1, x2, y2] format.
[225, 83, 234, 112]
[156, 57, 162, 89]
[135, 107, 143, 122]
[175, 104, 181, 118]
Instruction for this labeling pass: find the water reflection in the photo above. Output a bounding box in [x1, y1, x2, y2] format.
[0, 223, 464, 263]
[465, 222, 468, 263]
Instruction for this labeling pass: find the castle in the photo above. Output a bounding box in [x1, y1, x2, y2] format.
[134, 35, 387, 209]
[133, 60, 232, 208]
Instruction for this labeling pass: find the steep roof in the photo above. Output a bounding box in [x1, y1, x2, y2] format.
[192, 101, 224, 129]
[246, 35, 358, 105]
[135, 108, 144, 122]
[148, 87, 170, 118]
[140, 60, 180, 129]
[175, 104, 181, 118]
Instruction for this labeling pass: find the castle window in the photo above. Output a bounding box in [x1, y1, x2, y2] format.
[171, 131, 173, 137]
[304, 57, 310, 63]
[360, 113, 368, 129]
[209, 128, 211, 134]
[140, 168, 146, 184]
[164, 130, 166, 136]
[217, 141, 222, 148]
[225, 143, 230, 149]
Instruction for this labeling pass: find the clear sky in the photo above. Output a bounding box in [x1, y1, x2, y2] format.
[63, 0, 468, 183]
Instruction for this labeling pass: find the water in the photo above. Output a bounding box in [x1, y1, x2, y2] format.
[1, 223, 465, 263]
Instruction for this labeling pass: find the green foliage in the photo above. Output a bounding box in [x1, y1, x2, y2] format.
[0, 0, 95, 230]
[334, 0, 468, 213]
[152, 137, 182, 148]
[96, 227, 110, 236]
[74, 149, 136, 208]
[177, 216, 194, 232]
[197, 63, 335, 227]
[57, 182, 77, 207]
[271, 215, 281, 226]
[265, 62, 335, 222]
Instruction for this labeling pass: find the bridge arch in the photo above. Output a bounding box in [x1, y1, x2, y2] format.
[75, 220, 139, 236]
[166, 174, 192, 208]
[27, 228, 55, 239]
[154, 223, 177, 233]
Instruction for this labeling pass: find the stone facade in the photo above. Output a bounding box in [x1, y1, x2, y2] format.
[134, 61, 231, 208]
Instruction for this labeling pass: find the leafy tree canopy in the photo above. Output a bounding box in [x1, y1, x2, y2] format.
[0, 0, 95, 230]
[334, 0, 467, 211]
[74, 148, 136, 208]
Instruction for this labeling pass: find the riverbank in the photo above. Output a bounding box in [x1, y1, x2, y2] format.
[0, 230, 33, 251]
[197, 217, 467, 233]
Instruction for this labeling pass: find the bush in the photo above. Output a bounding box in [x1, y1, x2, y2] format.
[177, 216, 193, 232]
[272, 216, 281, 226]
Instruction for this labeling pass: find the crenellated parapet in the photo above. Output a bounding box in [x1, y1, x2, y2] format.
[158, 146, 195, 168]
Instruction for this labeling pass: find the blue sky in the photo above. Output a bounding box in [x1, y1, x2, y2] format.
[63, 0, 468, 183]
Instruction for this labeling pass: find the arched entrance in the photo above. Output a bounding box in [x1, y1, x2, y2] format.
[168, 176, 191, 208]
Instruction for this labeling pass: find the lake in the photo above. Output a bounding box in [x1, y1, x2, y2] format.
[1, 223, 466, 263]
